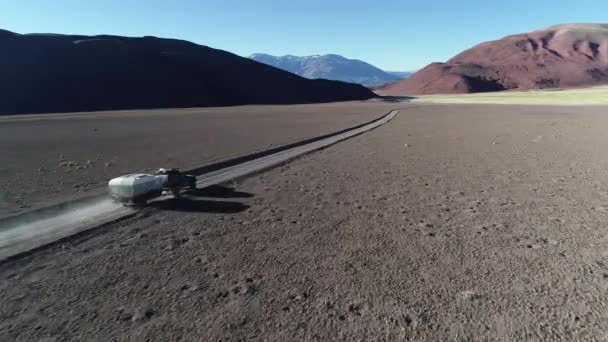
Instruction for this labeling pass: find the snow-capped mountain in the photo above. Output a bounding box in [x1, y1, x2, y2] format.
[249, 53, 407, 86]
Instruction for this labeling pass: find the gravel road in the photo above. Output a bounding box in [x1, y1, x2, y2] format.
[0, 102, 396, 217]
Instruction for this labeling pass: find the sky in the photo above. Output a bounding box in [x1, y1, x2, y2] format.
[2, 0, 607, 71]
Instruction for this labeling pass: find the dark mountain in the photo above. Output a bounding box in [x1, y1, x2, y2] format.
[0, 30, 376, 115]
[381, 23, 608, 95]
[249, 53, 403, 86]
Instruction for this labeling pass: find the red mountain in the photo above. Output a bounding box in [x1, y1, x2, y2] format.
[381, 23, 608, 95]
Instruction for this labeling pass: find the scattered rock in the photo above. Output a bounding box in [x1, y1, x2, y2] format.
[132, 306, 156, 322]
[245, 284, 257, 294]
[59, 161, 78, 167]
[459, 290, 478, 300]
[105, 162, 113, 167]
[348, 303, 363, 315]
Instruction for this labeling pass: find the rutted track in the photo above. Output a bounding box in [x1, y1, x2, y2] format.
[0, 109, 399, 261]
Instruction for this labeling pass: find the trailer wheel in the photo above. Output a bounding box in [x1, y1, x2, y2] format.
[132, 198, 147, 207]
[184, 175, 196, 190]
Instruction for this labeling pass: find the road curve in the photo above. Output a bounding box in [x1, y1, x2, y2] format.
[0, 109, 399, 261]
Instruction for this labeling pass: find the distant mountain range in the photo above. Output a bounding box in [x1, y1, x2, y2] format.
[0, 30, 375, 115]
[249, 53, 409, 86]
[381, 23, 608, 95]
[385, 71, 413, 78]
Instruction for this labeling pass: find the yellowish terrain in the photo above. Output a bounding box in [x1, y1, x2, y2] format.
[414, 86, 608, 105]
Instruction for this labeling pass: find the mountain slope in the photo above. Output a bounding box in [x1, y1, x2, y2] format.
[381, 23, 608, 95]
[0, 30, 376, 115]
[249, 53, 403, 86]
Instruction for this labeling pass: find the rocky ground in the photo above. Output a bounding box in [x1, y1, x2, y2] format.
[3, 104, 608, 340]
[0, 101, 395, 217]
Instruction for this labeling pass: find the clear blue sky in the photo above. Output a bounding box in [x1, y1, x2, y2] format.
[2, 0, 607, 70]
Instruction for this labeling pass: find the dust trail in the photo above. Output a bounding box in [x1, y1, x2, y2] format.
[0, 197, 132, 259]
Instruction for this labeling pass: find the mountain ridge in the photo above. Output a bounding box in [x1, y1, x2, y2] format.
[0, 30, 376, 115]
[249, 53, 407, 86]
[380, 23, 608, 95]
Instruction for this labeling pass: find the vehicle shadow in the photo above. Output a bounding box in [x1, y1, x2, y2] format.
[183, 185, 254, 199]
[149, 197, 249, 213]
[149, 185, 253, 213]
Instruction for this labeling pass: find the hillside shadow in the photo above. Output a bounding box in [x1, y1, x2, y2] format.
[377, 95, 417, 102]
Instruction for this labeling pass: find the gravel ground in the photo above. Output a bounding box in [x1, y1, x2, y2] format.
[3, 104, 608, 340]
[0, 101, 396, 217]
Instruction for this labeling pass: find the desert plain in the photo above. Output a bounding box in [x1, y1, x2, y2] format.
[3, 96, 608, 340]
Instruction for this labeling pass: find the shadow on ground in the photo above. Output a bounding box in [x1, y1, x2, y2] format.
[149, 185, 252, 214]
[184, 185, 254, 199]
[149, 198, 249, 213]
[376, 95, 416, 102]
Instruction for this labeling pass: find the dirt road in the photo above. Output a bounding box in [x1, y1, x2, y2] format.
[0, 102, 396, 217]
[3, 104, 608, 340]
[0, 110, 398, 261]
